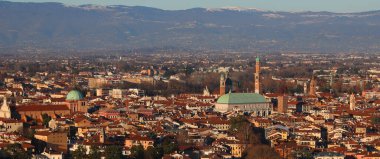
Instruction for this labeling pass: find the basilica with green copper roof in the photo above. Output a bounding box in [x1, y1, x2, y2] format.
[215, 57, 272, 116]
[216, 93, 266, 104]
[215, 92, 272, 116]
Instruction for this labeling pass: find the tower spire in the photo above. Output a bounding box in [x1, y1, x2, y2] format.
[220, 73, 226, 96]
[309, 76, 317, 96]
[254, 57, 261, 94]
[0, 96, 11, 119]
[99, 127, 105, 143]
[350, 93, 356, 110]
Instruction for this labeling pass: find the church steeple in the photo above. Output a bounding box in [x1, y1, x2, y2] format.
[220, 73, 226, 96]
[350, 93, 356, 110]
[99, 128, 105, 143]
[254, 57, 261, 94]
[203, 86, 210, 96]
[309, 76, 317, 96]
[220, 72, 233, 96]
[0, 96, 11, 119]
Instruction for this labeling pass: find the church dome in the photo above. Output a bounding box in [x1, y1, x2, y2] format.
[66, 90, 84, 101]
[217, 93, 266, 104]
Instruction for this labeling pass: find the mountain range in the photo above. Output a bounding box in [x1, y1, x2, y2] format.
[1, 1, 380, 53]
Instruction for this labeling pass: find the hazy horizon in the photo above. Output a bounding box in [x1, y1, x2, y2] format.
[3, 0, 380, 13]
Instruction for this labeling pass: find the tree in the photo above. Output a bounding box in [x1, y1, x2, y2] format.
[105, 145, 123, 159]
[290, 148, 313, 159]
[176, 130, 189, 145]
[204, 136, 215, 146]
[0, 149, 9, 159]
[72, 145, 87, 159]
[162, 141, 178, 154]
[88, 146, 101, 159]
[244, 145, 280, 159]
[229, 115, 260, 144]
[21, 128, 35, 140]
[372, 117, 380, 124]
[146, 132, 157, 141]
[130, 145, 144, 159]
[31, 138, 47, 154]
[163, 69, 177, 78]
[229, 115, 248, 132]
[4, 144, 31, 159]
[41, 113, 51, 127]
[144, 146, 163, 159]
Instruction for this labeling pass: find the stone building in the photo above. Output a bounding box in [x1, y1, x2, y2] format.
[215, 93, 272, 116]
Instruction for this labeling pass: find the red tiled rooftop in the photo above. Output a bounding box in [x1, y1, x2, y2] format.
[17, 104, 69, 112]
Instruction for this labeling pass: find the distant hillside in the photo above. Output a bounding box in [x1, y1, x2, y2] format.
[1, 1, 380, 53]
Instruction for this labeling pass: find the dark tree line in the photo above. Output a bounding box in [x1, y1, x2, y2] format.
[229, 116, 281, 159]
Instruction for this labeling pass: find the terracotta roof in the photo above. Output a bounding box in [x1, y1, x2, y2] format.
[34, 131, 52, 136]
[21, 143, 35, 149]
[17, 104, 69, 112]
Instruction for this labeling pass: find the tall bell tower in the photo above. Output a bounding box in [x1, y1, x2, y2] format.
[220, 73, 226, 95]
[309, 76, 317, 96]
[254, 57, 261, 94]
[350, 93, 356, 110]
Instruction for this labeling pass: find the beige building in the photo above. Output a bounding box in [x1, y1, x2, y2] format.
[35, 131, 68, 152]
[41, 150, 64, 159]
[0, 118, 23, 132]
[88, 78, 108, 89]
[225, 141, 246, 158]
[125, 135, 154, 150]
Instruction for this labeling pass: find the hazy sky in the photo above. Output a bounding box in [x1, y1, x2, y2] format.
[5, 0, 380, 13]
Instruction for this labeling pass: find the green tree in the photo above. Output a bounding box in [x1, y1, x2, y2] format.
[163, 69, 177, 78]
[229, 116, 260, 144]
[31, 138, 46, 154]
[0, 149, 9, 159]
[372, 117, 380, 124]
[105, 145, 123, 159]
[41, 114, 51, 127]
[146, 132, 157, 140]
[5, 144, 31, 159]
[130, 145, 144, 159]
[229, 115, 248, 132]
[244, 145, 280, 159]
[162, 141, 178, 154]
[290, 148, 313, 159]
[21, 128, 35, 139]
[88, 146, 101, 159]
[72, 145, 87, 159]
[144, 146, 163, 159]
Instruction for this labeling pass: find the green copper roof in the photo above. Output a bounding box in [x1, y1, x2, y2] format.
[66, 90, 84, 101]
[217, 93, 266, 104]
[256, 57, 260, 62]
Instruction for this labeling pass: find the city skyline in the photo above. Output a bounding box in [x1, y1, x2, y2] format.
[4, 0, 380, 12]
[0, 0, 379, 158]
